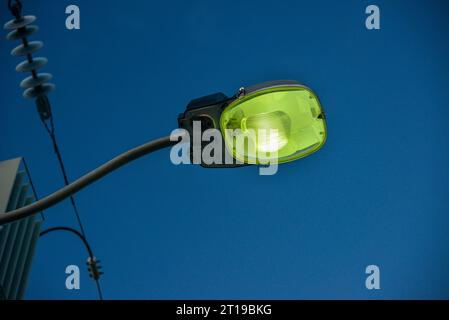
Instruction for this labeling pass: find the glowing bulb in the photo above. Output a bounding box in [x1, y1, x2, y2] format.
[256, 129, 288, 153]
[241, 110, 291, 153]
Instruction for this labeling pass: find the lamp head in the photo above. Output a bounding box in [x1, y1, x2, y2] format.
[178, 80, 327, 167]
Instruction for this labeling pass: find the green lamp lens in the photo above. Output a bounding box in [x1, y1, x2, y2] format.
[220, 85, 327, 164]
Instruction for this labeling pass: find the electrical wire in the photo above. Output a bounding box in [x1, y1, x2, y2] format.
[7, 0, 22, 19]
[41, 119, 105, 296]
[39, 226, 103, 300]
[37, 115, 105, 300]
[0, 134, 180, 225]
[40, 113, 87, 237]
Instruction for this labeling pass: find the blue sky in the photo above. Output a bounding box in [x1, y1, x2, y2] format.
[1, 0, 449, 299]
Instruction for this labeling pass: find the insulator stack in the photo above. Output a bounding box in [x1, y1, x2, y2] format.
[87, 257, 104, 281]
[4, 14, 55, 120]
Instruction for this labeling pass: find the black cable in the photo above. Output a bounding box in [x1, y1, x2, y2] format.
[0, 134, 180, 225]
[37, 83, 102, 297]
[39, 226, 103, 300]
[40, 227, 93, 261]
[94, 279, 103, 300]
[39, 114, 87, 237]
[7, 0, 22, 19]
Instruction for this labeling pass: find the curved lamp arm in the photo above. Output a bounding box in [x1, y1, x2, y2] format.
[0, 134, 179, 225]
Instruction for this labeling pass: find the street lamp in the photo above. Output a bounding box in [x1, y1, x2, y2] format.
[178, 80, 327, 166]
[0, 80, 327, 225]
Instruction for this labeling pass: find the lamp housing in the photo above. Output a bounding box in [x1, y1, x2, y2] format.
[178, 80, 327, 168]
